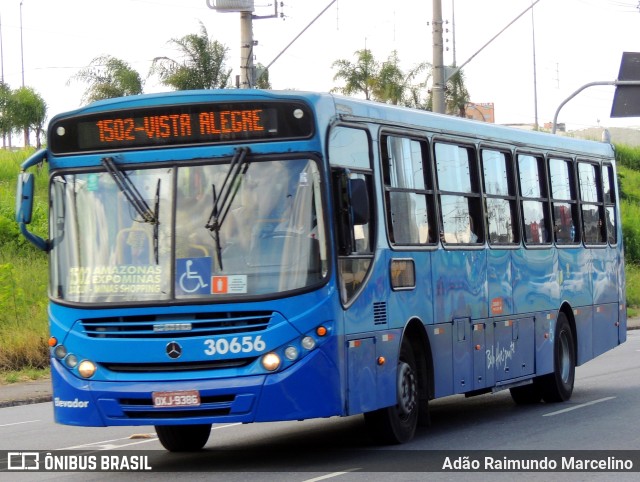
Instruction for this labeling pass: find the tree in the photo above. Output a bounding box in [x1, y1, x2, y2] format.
[150, 21, 232, 90]
[255, 63, 272, 89]
[331, 49, 379, 100]
[426, 67, 471, 117]
[332, 49, 431, 108]
[8, 87, 47, 148]
[69, 55, 144, 104]
[445, 69, 470, 117]
[0, 82, 14, 148]
[374, 51, 430, 107]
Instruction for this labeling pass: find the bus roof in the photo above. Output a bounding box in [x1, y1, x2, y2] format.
[50, 89, 615, 160]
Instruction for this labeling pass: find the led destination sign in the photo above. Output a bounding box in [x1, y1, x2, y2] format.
[49, 101, 314, 154]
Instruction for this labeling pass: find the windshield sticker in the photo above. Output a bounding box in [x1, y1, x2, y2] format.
[212, 275, 248, 294]
[68, 265, 162, 295]
[176, 257, 211, 295]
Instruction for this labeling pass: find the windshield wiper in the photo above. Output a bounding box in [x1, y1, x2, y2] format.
[152, 178, 160, 264]
[102, 157, 157, 223]
[205, 147, 251, 270]
[102, 157, 160, 263]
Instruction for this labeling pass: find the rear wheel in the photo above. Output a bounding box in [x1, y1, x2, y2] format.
[539, 312, 575, 402]
[364, 338, 419, 444]
[155, 424, 212, 452]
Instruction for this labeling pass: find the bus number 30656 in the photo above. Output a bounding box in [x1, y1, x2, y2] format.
[203, 336, 266, 356]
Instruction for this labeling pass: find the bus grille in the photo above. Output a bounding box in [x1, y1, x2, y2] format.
[118, 394, 235, 419]
[102, 358, 254, 373]
[80, 311, 273, 339]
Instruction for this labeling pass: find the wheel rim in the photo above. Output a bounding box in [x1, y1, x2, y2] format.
[397, 361, 417, 417]
[559, 330, 571, 384]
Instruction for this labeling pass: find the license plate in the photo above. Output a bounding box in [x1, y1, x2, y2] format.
[152, 390, 201, 408]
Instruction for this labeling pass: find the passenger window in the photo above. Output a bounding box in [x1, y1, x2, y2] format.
[578, 162, 606, 244]
[518, 154, 551, 245]
[435, 142, 482, 245]
[482, 149, 518, 245]
[603, 165, 617, 244]
[549, 158, 579, 245]
[382, 134, 435, 245]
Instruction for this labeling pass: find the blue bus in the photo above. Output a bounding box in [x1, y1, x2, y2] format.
[16, 90, 626, 451]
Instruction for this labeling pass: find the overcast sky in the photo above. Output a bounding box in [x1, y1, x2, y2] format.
[1, 0, 639, 135]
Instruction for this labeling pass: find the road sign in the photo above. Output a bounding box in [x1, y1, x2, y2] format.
[611, 52, 640, 117]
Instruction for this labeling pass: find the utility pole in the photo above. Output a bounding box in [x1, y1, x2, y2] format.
[207, 0, 281, 89]
[531, 0, 539, 130]
[240, 9, 254, 89]
[20, 0, 25, 86]
[432, 0, 445, 114]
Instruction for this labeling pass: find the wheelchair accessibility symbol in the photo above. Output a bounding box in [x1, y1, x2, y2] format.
[176, 257, 211, 295]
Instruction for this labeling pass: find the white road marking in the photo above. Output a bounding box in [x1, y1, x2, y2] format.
[0, 419, 40, 427]
[543, 396, 616, 417]
[62, 423, 241, 450]
[302, 468, 361, 482]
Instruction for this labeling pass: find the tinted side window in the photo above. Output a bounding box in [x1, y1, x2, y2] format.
[435, 142, 483, 245]
[518, 154, 551, 245]
[549, 158, 579, 245]
[578, 162, 606, 245]
[482, 149, 518, 245]
[381, 134, 435, 245]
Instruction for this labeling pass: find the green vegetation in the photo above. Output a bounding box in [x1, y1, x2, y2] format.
[1, 142, 640, 377]
[0, 149, 49, 374]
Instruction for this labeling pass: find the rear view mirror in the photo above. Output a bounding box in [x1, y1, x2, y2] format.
[15, 172, 35, 224]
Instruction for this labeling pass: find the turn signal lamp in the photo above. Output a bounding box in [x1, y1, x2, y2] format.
[48, 337, 57, 347]
[316, 326, 328, 337]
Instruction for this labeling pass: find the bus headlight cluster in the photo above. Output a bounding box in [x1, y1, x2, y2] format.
[260, 324, 330, 372]
[50, 337, 96, 378]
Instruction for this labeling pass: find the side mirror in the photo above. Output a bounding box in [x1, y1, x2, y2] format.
[15, 172, 35, 224]
[348, 177, 370, 226]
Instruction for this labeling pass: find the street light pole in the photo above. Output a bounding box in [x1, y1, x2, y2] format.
[432, 0, 445, 114]
[20, 0, 25, 86]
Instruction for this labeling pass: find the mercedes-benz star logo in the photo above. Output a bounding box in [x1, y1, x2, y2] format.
[166, 341, 182, 359]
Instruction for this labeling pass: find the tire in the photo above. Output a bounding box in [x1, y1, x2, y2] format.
[364, 338, 419, 444]
[155, 424, 212, 452]
[539, 312, 575, 403]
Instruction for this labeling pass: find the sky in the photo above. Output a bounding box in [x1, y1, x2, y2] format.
[1, 0, 640, 141]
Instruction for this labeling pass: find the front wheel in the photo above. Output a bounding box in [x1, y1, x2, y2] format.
[364, 338, 419, 444]
[155, 424, 212, 452]
[539, 312, 576, 402]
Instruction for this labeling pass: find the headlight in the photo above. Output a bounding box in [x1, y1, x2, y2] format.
[78, 360, 97, 378]
[284, 346, 299, 361]
[301, 336, 316, 350]
[53, 345, 67, 359]
[261, 353, 281, 371]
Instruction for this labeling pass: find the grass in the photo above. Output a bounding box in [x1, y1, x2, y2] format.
[0, 149, 49, 372]
[0, 146, 640, 377]
[0, 367, 49, 385]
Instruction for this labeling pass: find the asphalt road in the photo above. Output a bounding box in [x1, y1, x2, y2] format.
[0, 330, 638, 480]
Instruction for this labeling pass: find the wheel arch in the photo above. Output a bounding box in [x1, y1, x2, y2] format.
[401, 318, 434, 402]
[558, 302, 578, 362]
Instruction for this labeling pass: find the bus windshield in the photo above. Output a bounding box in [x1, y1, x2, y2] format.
[50, 157, 327, 303]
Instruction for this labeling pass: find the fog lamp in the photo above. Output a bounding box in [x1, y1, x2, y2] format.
[261, 353, 281, 371]
[78, 360, 97, 378]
